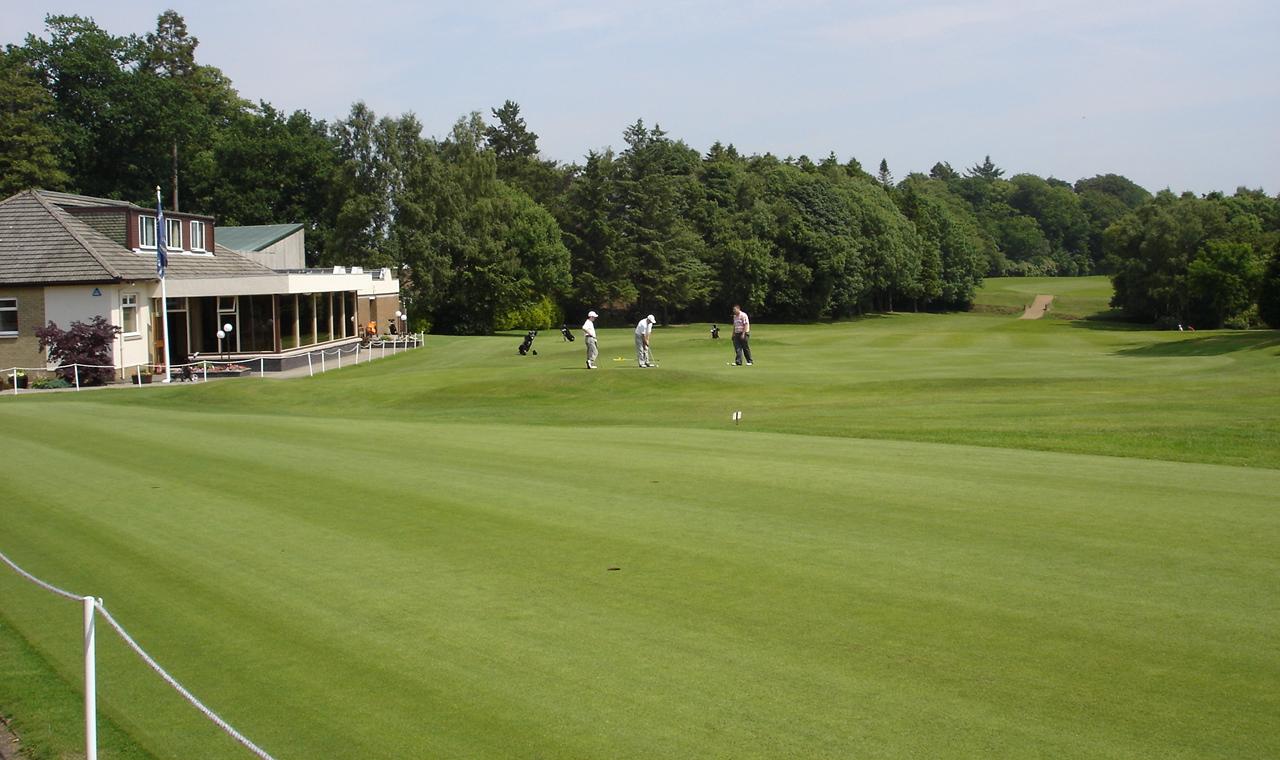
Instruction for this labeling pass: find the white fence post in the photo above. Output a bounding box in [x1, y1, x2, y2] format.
[259, 358, 265, 377]
[320, 352, 325, 373]
[74, 364, 81, 391]
[203, 362, 208, 382]
[337, 349, 342, 369]
[11, 369, 16, 396]
[307, 353, 313, 377]
[83, 596, 97, 760]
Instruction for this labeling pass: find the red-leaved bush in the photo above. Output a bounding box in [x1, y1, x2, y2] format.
[35, 316, 121, 385]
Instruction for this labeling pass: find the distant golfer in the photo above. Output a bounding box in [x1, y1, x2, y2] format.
[583, 310, 599, 369]
[635, 314, 656, 367]
[731, 305, 752, 366]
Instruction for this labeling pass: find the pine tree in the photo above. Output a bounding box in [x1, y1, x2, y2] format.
[966, 155, 1004, 180]
[877, 158, 894, 188]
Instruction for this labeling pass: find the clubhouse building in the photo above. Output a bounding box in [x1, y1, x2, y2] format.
[0, 190, 403, 375]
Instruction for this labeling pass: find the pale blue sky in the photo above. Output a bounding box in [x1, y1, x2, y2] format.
[3, 0, 1277, 194]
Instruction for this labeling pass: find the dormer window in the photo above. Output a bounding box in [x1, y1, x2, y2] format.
[167, 218, 183, 251]
[191, 220, 207, 251]
[139, 215, 157, 249]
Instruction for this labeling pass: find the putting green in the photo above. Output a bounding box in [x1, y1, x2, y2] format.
[1, 294, 1278, 758]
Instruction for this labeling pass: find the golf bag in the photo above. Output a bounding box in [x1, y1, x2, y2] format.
[560, 324, 575, 342]
[710, 324, 720, 339]
[518, 330, 538, 355]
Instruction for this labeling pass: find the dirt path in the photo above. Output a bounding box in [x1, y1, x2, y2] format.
[1019, 294, 1055, 319]
[0, 717, 20, 760]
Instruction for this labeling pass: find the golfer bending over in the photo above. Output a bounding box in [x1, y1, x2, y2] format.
[583, 310, 599, 369]
[732, 305, 752, 366]
[635, 314, 656, 367]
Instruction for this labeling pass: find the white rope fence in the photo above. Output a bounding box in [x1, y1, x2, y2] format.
[0, 547, 277, 760]
[0, 550, 82, 602]
[3, 333, 424, 394]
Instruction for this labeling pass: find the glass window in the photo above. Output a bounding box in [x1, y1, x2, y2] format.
[139, 216, 157, 248]
[252, 294, 275, 350]
[0, 298, 17, 335]
[299, 294, 315, 346]
[316, 292, 331, 343]
[190, 221, 206, 251]
[166, 218, 183, 250]
[334, 291, 346, 337]
[121, 293, 138, 334]
[279, 295, 298, 350]
[195, 297, 219, 353]
[242, 294, 275, 352]
[218, 295, 236, 313]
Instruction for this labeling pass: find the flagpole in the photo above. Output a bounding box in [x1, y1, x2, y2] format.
[157, 186, 172, 384]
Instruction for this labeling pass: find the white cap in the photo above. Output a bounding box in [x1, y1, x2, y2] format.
[587, 310, 599, 318]
[646, 314, 656, 323]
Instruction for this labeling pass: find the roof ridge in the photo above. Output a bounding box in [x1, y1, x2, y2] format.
[31, 191, 124, 280]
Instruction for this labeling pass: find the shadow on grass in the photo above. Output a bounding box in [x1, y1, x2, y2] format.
[1116, 332, 1280, 357]
[1062, 311, 1151, 331]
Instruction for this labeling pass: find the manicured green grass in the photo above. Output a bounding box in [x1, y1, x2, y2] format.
[974, 275, 1117, 318]
[1, 284, 1278, 758]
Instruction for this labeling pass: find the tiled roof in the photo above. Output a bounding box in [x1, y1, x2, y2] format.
[217, 223, 304, 252]
[39, 190, 214, 221]
[37, 190, 142, 210]
[0, 190, 277, 285]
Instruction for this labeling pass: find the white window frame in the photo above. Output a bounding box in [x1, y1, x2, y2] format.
[166, 218, 183, 251]
[121, 293, 139, 335]
[218, 296, 239, 352]
[139, 215, 157, 249]
[190, 220, 206, 251]
[0, 298, 17, 336]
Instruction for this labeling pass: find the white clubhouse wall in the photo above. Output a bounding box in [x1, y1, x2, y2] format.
[42, 284, 153, 371]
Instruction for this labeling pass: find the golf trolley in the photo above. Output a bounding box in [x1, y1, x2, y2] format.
[518, 330, 538, 356]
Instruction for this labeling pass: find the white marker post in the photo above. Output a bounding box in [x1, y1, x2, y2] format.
[732, 410, 742, 426]
[83, 596, 97, 760]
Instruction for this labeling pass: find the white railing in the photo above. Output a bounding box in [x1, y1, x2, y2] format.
[0, 548, 276, 759]
[2, 334, 424, 395]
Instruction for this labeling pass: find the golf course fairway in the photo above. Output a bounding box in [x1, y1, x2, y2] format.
[2, 287, 1278, 758]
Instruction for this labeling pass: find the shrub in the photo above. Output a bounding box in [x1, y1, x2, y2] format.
[34, 316, 121, 386]
[495, 295, 563, 331]
[1222, 305, 1261, 331]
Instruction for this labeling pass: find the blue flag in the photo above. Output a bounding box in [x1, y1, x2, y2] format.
[155, 191, 168, 279]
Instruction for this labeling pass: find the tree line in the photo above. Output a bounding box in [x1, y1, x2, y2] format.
[3, 13, 1278, 331]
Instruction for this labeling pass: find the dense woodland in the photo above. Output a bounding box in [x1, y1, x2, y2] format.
[3, 13, 1278, 332]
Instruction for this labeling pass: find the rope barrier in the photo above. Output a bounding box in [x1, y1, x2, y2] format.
[0, 548, 276, 759]
[0, 549, 82, 602]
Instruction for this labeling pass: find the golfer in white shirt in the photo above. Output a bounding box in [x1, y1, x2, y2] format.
[582, 310, 599, 369]
[634, 314, 656, 367]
